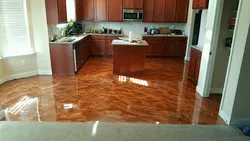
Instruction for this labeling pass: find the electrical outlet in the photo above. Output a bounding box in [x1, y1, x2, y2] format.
[21, 60, 26, 66]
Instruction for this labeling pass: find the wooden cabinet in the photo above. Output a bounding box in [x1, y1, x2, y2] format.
[107, 0, 123, 22]
[163, 38, 175, 56]
[82, 0, 107, 21]
[95, 0, 107, 21]
[83, 0, 94, 20]
[154, 0, 166, 22]
[143, 0, 188, 23]
[143, 37, 187, 58]
[91, 36, 106, 55]
[45, 0, 67, 25]
[165, 0, 177, 22]
[143, 0, 154, 22]
[193, 0, 209, 9]
[75, 37, 90, 71]
[188, 47, 202, 84]
[75, 0, 83, 21]
[105, 36, 121, 56]
[175, 0, 189, 23]
[123, 0, 143, 9]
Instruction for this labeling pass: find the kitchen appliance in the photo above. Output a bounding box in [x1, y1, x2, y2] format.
[144, 27, 148, 34]
[123, 9, 143, 22]
[171, 29, 183, 35]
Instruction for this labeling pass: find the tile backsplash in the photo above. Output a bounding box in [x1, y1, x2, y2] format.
[48, 22, 186, 39]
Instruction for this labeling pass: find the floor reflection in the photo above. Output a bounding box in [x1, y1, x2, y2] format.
[0, 57, 225, 124]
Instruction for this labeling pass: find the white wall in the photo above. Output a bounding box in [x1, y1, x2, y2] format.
[184, 0, 195, 61]
[196, 0, 224, 97]
[210, 0, 238, 93]
[219, 0, 250, 125]
[198, 10, 208, 47]
[30, 0, 51, 75]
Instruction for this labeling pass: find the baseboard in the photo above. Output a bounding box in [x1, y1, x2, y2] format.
[0, 71, 38, 85]
[0, 109, 5, 120]
[38, 70, 52, 75]
[185, 56, 190, 61]
[219, 110, 230, 125]
[210, 88, 224, 94]
[196, 86, 204, 97]
[230, 118, 250, 126]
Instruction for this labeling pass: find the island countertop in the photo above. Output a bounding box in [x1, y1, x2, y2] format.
[112, 40, 149, 46]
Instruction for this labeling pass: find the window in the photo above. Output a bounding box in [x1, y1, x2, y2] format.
[0, 0, 34, 58]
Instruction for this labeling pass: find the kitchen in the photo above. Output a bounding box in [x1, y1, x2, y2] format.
[47, 0, 189, 75]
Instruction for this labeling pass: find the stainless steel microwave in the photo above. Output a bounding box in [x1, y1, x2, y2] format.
[123, 9, 143, 22]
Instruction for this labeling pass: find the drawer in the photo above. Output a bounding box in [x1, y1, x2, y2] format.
[91, 36, 105, 40]
[106, 36, 121, 40]
[142, 37, 165, 41]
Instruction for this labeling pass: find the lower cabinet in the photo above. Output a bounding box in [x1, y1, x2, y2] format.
[143, 36, 187, 58]
[188, 47, 202, 84]
[91, 36, 106, 55]
[105, 36, 121, 56]
[75, 37, 90, 71]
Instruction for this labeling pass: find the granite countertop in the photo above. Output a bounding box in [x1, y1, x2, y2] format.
[191, 45, 203, 52]
[142, 34, 188, 38]
[49, 33, 124, 45]
[112, 40, 148, 46]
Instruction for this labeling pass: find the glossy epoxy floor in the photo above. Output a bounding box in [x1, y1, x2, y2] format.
[0, 57, 225, 124]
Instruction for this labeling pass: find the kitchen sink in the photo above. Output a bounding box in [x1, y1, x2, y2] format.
[56, 37, 76, 43]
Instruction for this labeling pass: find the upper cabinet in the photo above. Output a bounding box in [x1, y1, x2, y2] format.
[123, 0, 143, 9]
[143, 0, 154, 22]
[107, 0, 123, 22]
[81, 0, 107, 21]
[193, 0, 209, 9]
[175, 0, 189, 23]
[45, 0, 67, 25]
[165, 0, 177, 22]
[143, 0, 189, 23]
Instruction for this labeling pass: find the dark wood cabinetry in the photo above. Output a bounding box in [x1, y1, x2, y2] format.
[91, 36, 106, 55]
[123, 0, 143, 9]
[175, 0, 189, 23]
[143, 0, 154, 22]
[193, 0, 209, 9]
[143, 37, 187, 58]
[82, 0, 107, 21]
[45, 0, 67, 25]
[107, 0, 123, 22]
[105, 36, 120, 56]
[143, 0, 188, 23]
[165, 0, 177, 22]
[188, 48, 202, 84]
[154, 0, 166, 22]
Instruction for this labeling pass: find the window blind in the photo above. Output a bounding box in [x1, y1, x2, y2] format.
[0, 0, 34, 58]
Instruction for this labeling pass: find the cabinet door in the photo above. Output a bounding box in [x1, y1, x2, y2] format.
[192, 0, 199, 9]
[123, 0, 143, 9]
[133, 0, 143, 9]
[75, 0, 83, 21]
[83, 0, 94, 20]
[58, 0, 67, 23]
[123, 0, 134, 9]
[175, 0, 189, 23]
[95, 0, 107, 21]
[143, 0, 154, 22]
[188, 48, 196, 77]
[174, 40, 187, 58]
[92, 40, 106, 55]
[194, 52, 201, 82]
[151, 41, 164, 56]
[165, 0, 177, 22]
[163, 38, 175, 56]
[154, 0, 166, 22]
[199, 0, 209, 9]
[107, 0, 122, 21]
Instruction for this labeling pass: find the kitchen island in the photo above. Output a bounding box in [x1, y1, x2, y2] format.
[112, 40, 149, 75]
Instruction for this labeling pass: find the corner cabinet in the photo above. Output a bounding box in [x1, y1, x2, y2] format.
[193, 0, 209, 9]
[175, 0, 189, 23]
[45, 0, 67, 25]
[123, 0, 143, 9]
[188, 47, 202, 84]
